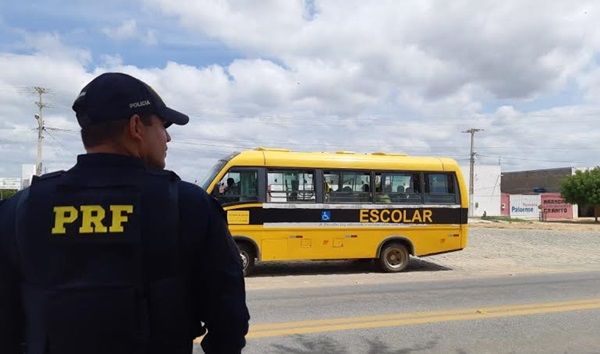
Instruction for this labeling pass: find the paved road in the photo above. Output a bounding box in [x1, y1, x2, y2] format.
[240, 271, 600, 353]
[192, 226, 600, 353]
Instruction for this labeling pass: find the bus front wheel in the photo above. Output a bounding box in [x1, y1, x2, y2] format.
[237, 243, 255, 276]
[378, 243, 409, 272]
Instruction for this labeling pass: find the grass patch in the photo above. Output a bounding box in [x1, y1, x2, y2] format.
[480, 216, 532, 223]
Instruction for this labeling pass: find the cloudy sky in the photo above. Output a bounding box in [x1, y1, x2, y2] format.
[1, 0, 599, 183]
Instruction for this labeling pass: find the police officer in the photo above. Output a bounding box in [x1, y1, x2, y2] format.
[0, 73, 249, 354]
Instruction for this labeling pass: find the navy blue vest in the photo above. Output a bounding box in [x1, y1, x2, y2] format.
[16, 159, 193, 354]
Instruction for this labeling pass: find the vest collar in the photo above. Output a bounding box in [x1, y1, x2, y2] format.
[75, 153, 146, 169]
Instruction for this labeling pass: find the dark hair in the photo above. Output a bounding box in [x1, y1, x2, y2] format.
[80, 114, 153, 149]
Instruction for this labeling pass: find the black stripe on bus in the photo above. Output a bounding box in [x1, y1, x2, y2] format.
[235, 207, 468, 225]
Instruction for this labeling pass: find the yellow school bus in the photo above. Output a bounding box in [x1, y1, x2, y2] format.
[201, 148, 468, 275]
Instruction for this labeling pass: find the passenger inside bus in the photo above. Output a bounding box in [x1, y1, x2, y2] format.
[374, 185, 391, 203]
[288, 180, 299, 201]
[215, 177, 240, 203]
[224, 178, 239, 196]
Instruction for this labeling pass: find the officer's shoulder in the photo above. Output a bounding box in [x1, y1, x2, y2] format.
[31, 170, 65, 184]
[147, 168, 181, 182]
[177, 180, 209, 199]
[177, 181, 225, 212]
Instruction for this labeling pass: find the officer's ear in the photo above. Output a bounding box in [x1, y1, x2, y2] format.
[127, 114, 145, 142]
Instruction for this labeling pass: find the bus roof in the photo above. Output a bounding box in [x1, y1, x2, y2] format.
[226, 148, 461, 172]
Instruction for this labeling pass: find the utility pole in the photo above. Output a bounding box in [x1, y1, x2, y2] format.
[34, 87, 48, 176]
[462, 128, 483, 217]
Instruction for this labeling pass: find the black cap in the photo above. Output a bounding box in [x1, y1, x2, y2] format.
[72, 72, 189, 128]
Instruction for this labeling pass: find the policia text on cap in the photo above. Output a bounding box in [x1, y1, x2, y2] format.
[0, 72, 250, 354]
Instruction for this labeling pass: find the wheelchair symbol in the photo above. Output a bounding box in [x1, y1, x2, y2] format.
[321, 210, 331, 221]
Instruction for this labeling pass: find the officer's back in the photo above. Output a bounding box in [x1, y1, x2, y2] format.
[0, 73, 249, 354]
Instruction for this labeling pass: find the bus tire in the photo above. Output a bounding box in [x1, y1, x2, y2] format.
[378, 242, 409, 272]
[237, 242, 255, 276]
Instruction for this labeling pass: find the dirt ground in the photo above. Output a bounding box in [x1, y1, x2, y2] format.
[469, 217, 600, 231]
[245, 219, 600, 291]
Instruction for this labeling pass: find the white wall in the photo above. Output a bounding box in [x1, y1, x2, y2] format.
[460, 164, 502, 217]
[0, 178, 20, 189]
[21, 164, 36, 189]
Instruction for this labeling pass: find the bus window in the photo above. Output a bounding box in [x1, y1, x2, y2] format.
[267, 170, 315, 203]
[375, 172, 421, 204]
[424, 173, 457, 204]
[324, 170, 370, 203]
[373, 174, 390, 203]
[214, 169, 259, 204]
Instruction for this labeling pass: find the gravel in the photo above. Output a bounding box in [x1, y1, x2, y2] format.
[427, 226, 600, 275]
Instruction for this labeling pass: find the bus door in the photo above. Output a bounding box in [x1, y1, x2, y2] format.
[266, 169, 316, 260]
[321, 170, 371, 259]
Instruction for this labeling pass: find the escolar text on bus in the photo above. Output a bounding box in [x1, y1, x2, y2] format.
[359, 208, 433, 223]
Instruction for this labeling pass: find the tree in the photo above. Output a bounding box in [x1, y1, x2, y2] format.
[0, 189, 17, 200]
[560, 167, 600, 222]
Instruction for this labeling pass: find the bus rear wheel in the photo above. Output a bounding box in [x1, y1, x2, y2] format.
[237, 243, 255, 276]
[378, 243, 409, 272]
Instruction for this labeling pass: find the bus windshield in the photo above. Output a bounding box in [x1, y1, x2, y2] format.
[200, 152, 239, 190]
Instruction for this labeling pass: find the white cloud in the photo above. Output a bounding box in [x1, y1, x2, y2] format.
[102, 19, 158, 45]
[17, 31, 91, 65]
[2, 2, 600, 182]
[144, 29, 157, 46]
[0, 34, 92, 176]
[102, 19, 137, 40]
[99, 54, 124, 67]
[147, 0, 600, 102]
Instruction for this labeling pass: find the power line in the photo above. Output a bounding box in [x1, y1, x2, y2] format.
[478, 154, 583, 164]
[44, 129, 72, 156]
[188, 109, 600, 126]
